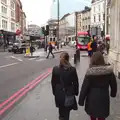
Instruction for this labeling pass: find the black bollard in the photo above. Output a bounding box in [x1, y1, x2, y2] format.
[76, 49, 80, 62]
[74, 54, 77, 64]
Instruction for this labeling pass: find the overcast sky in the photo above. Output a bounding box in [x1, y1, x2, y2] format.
[21, 0, 91, 27]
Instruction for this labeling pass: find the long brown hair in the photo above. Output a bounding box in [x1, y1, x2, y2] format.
[90, 51, 105, 67]
[60, 52, 71, 68]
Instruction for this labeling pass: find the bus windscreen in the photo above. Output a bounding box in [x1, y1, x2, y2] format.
[78, 37, 90, 45]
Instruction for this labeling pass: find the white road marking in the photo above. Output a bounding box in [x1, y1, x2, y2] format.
[0, 63, 18, 69]
[36, 58, 45, 61]
[10, 56, 23, 62]
[29, 58, 36, 60]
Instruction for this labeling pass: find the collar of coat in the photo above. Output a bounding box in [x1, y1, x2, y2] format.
[86, 65, 113, 76]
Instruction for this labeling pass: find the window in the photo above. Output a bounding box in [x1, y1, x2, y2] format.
[99, 5, 100, 11]
[94, 7, 95, 12]
[11, 10, 15, 18]
[1, 6, 7, 14]
[108, 8, 110, 14]
[83, 26, 84, 30]
[108, 17, 110, 24]
[11, 1, 15, 9]
[86, 25, 87, 29]
[2, 19, 7, 29]
[88, 25, 90, 29]
[103, 3, 105, 10]
[11, 22, 15, 31]
[1, 0, 7, 4]
[99, 14, 101, 22]
[103, 14, 105, 20]
[94, 16, 96, 22]
[80, 22, 81, 26]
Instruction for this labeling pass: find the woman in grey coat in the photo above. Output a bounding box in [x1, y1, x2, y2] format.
[79, 51, 117, 120]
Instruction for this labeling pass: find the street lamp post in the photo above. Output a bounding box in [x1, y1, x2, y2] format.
[57, 0, 60, 49]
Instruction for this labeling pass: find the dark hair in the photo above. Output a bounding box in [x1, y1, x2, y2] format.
[90, 51, 105, 67]
[60, 52, 69, 61]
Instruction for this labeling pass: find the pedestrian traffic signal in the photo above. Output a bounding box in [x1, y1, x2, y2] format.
[46, 25, 49, 35]
[53, 29, 57, 36]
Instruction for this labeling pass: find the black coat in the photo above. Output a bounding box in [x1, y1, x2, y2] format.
[51, 66, 79, 110]
[91, 42, 97, 52]
[79, 66, 117, 118]
[48, 44, 53, 52]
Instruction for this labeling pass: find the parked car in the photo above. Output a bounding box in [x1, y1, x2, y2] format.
[8, 45, 13, 52]
[12, 40, 26, 54]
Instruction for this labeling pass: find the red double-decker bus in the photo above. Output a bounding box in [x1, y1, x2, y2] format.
[76, 32, 90, 50]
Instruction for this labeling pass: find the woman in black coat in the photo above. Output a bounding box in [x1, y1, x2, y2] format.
[79, 51, 117, 120]
[51, 52, 79, 120]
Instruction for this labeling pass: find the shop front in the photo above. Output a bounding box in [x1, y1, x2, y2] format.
[0, 30, 16, 51]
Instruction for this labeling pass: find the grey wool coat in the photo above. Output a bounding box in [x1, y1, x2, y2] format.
[79, 65, 117, 118]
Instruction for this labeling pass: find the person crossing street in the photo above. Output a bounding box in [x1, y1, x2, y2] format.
[46, 43, 55, 59]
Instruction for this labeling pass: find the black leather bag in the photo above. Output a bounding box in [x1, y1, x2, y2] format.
[59, 68, 75, 108]
[64, 95, 75, 107]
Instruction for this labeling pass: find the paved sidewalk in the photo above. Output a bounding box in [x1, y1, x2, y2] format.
[2, 55, 120, 120]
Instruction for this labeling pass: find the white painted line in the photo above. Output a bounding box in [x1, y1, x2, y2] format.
[36, 58, 45, 61]
[29, 58, 36, 60]
[0, 63, 18, 69]
[10, 56, 23, 62]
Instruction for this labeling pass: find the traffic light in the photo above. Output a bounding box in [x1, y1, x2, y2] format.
[41, 27, 45, 35]
[53, 29, 56, 36]
[46, 25, 49, 35]
[0, 34, 3, 38]
[101, 31, 104, 37]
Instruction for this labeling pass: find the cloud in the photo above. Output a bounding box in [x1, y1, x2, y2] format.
[21, 0, 52, 26]
[21, 0, 91, 26]
[51, 0, 91, 19]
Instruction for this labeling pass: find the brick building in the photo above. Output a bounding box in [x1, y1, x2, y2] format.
[16, 0, 26, 35]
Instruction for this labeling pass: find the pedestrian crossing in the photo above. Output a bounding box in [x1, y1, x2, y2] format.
[28, 57, 46, 62]
[28, 56, 59, 62]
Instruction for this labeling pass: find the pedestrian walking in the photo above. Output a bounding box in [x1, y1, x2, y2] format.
[46, 43, 54, 58]
[91, 39, 97, 53]
[51, 52, 79, 120]
[79, 51, 117, 120]
[106, 41, 110, 55]
[87, 39, 92, 57]
[97, 41, 105, 54]
[30, 45, 34, 56]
